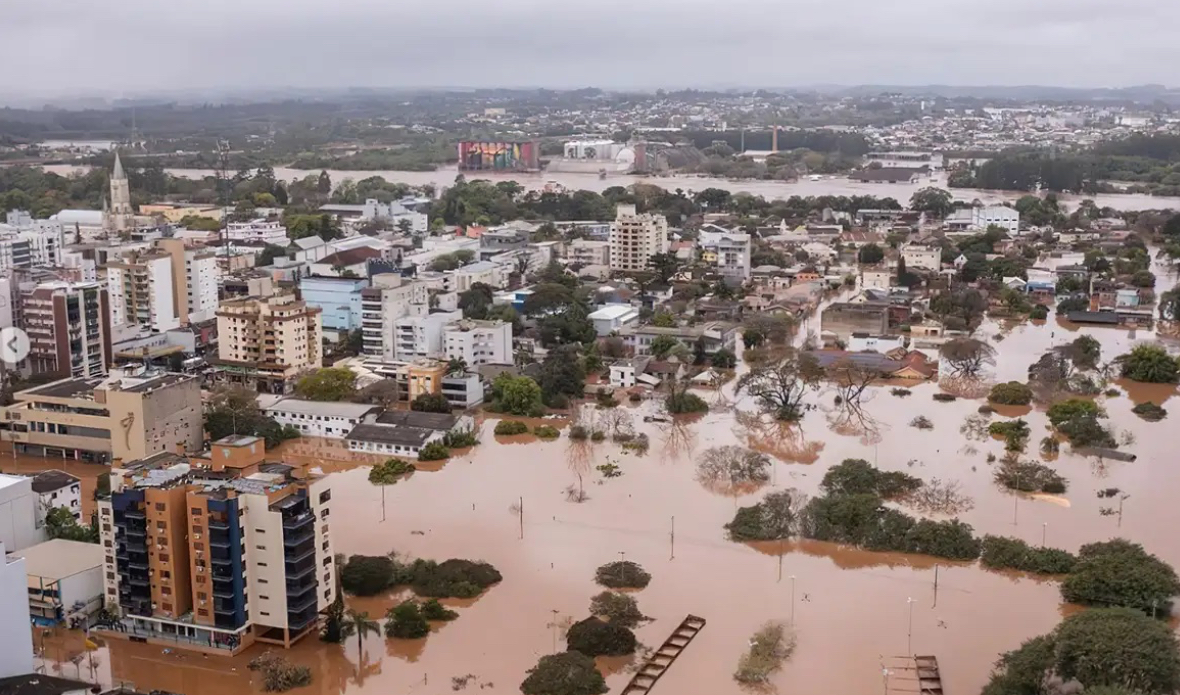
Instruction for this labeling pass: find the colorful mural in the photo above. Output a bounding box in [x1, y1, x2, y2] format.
[457, 140, 539, 171]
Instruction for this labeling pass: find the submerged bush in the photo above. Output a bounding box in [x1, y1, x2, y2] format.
[520, 651, 607, 695]
[249, 652, 312, 692]
[589, 591, 647, 628]
[989, 419, 1031, 452]
[418, 441, 450, 461]
[594, 561, 651, 589]
[820, 459, 922, 500]
[1061, 539, 1180, 615]
[533, 425, 561, 439]
[1132, 402, 1168, 422]
[666, 392, 709, 414]
[994, 458, 1067, 494]
[980, 535, 1077, 574]
[734, 621, 795, 684]
[384, 600, 429, 639]
[494, 420, 530, 436]
[406, 559, 502, 599]
[340, 555, 395, 596]
[989, 381, 1034, 406]
[566, 616, 637, 656]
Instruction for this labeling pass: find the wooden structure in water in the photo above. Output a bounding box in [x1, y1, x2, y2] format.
[618, 614, 706, 695]
[882, 655, 944, 695]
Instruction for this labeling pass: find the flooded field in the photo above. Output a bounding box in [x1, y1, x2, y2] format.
[28, 265, 1180, 694]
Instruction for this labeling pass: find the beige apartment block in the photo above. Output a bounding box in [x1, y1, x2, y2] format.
[608, 203, 669, 272]
[215, 292, 323, 394]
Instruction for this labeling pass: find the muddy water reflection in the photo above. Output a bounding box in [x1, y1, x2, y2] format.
[45, 313, 1180, 695]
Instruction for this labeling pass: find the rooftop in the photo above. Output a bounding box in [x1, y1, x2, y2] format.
[374, 410, 460, 431]
[0, 674, 93, 695]
[24, 378, 101, 400]
[588, 304, 638, 321]
[265, 398, 381, 419]
[30, 470, 80, 494]
[16, 538, 105, 580]
[345, 423, 433, 447]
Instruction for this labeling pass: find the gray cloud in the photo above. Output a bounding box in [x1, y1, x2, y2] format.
[2, 0, 1178, 96]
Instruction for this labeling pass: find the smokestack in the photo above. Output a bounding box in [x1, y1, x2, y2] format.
[772, 126, 778, 153]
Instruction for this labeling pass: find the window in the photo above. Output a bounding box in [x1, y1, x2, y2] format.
[319, 490, 331, 504]
[160, 553, 170, 562]
[198, 609, 208, 617]
[191, 508, 202, 516]
[106, 572, 114, 580]
[320, 508, 329, 519]
[256, 545, 265, 551]
[162, 602, 172, 612]
[161, 587, 171, 595]
[260, 611, 270, 617]
[260, 595, 269, 600]
[161, 570, 171, 579]
[256, 529, 265, 534]
[258, 562, 267, 567]
[322, 556, 331, 566]
[155, 503, 166, 511]
[198, 592, 207, 600]
[258, 578, 268, 584]
[156, 521, 166, 530]
[103, 540, 112, 548]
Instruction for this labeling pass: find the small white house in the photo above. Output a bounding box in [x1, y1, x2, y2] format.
[861, 269, 893, 289]
[901, 244, 942, 272]
[30, 471, 81, 523]
[589, 304, 640, 337]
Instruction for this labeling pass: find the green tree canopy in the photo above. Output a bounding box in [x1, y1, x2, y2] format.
[294, 367, 358, 401]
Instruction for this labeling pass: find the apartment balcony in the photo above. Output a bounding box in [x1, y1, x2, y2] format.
[282, 511, 314, 531]
[283, 526, 315, 547]
[287, 592, 318, 614]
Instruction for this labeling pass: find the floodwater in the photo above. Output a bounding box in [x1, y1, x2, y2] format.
[33, 267, 1180, 695]
[39, 164, 1180, 212]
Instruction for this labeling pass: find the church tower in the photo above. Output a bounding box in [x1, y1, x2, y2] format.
[107, 151, 134, 233]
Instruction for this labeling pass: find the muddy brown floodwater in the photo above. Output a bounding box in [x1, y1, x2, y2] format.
[34, 269, 1180, 695]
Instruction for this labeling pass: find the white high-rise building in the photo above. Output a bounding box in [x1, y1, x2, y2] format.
[360, 274, 429, 360]
[157, 239, 218, 324]
[106, 250, 181, 332]
[609, 204, 669, 272]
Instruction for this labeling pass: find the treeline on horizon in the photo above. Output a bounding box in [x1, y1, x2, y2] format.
[951, 133, 1180, 196]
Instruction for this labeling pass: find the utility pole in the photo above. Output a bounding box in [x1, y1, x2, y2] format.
[789, 575, 796, 625]
[1041, 522, 1047, 547]
[518, 497, 524, 539]
[907, 597, 915, 655]
[669, 516, 675, 560]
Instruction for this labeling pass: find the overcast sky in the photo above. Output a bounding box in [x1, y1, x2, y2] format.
[4, 0, 1179, 96]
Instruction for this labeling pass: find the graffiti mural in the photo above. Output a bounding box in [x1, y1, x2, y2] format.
[457, 141, 539, 171]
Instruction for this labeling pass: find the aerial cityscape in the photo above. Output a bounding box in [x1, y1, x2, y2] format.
[3, 4, 1180, 695]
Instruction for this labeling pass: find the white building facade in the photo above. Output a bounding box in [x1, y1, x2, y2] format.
[698, 227, 752, 280]
[0, 475, 45, 552]
[264, 399, 379, 439]
[901, 244, 942, 272]
[225, 219, 291, 245]
[0, 541, 34, 677]
[946, 205, 1021, 235]
[443, 320, 512, 366]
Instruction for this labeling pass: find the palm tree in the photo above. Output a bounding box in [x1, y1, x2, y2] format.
[446, 357, 468, 376]
[345, 609, 380, 661]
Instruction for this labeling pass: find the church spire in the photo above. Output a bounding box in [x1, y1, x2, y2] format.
[112, 151, 126, 181]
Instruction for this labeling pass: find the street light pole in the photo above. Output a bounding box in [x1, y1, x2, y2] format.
[907, 597, 915, 655]
[790, 575, 796, 625]
[1041, 522, 1047, 547]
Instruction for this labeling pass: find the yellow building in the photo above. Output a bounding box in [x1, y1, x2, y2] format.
[0, 367, 203, 463]
[139, 205, 224, 224]
[215, 292, 323, 393]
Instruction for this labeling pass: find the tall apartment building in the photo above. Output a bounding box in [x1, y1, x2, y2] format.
[609, 204, 668, 273]
[443, 319, 512, 366]
[157, 239, 218, 325]
[360, 274, 429, 359]
[107, 250, 181, 332]
[19, 281, 112, 379]
[216, 293, 323, 393]
[0, 367, 203, 463]
[98, 436, 334, 653]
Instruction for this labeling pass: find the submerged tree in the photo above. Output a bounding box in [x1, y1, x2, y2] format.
[735, 350, 822, 421]
[696, 445, 772, 495]
[939, 338, 996, 378]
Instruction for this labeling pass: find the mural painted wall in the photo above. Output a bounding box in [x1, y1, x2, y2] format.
[457, 141, 540, 171]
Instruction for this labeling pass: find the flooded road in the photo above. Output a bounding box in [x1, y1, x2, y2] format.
[39, 164, 1180, 212]
[31, 268, 1180, 695]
